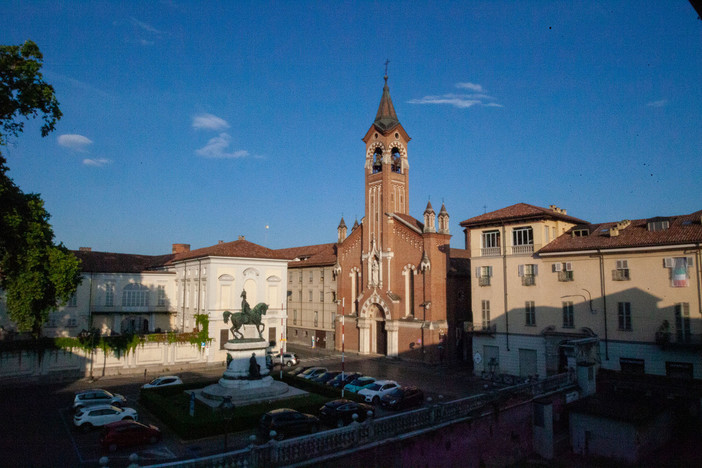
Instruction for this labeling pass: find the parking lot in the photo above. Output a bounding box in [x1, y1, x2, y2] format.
[2, 347, 482, 467]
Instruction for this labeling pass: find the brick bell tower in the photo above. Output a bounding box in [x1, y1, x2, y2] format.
[361, 73, 411, 287]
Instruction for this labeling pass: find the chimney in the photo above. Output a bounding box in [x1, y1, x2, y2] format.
[172, 243, 191, 254]
[79, 247, 92, 252]
[218, 240, 225, 244]
[610, 226, 619, 237]
[238, 235, 245, 241]
[616, 219, 631, 230]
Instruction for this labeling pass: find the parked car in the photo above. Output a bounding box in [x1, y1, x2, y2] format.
[318, 399, 375, 427]
[100, 420, 161, 452]
[298, 367, 328, 380]
[272, 352, 299, 367]
[288, 366, 311, 376]
[358, 380, 400, 404]
[327, 372, 363, 389]
[380, 386, 424, 410]
[141, 375, 183, 389]
[73, 404, 138, 431]
[73, 389, 126, 411]
[343, 376, 376, 393]
[311, 371, 341, 385]
[258, 408, 320, 440]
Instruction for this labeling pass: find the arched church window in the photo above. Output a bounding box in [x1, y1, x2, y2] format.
[372, 148, 383, 173]
[391, 148, 402, 173]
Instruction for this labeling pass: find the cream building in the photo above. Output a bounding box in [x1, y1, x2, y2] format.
[275, 243, 338, 349]
[461, 204, 702, 379]
[0, 238, 290, 363]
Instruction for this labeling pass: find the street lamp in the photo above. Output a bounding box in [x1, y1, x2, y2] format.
[220, 396, 235, 450]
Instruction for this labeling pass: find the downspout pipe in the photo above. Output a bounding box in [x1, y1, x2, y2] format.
[598, 250, 609, 360]
[502, 223, 509, 351]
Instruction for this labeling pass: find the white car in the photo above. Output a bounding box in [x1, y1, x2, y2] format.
[358, 380, 400, 404]
[73, 389, 126, 411]
[73, 404, 138, 431]
[142, 375, 183, 389]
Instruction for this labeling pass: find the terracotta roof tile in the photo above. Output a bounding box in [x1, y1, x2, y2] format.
[459, 203, 588, 227]
[72, 250, 174, 273]
[540, 210, 702, 253]
[275, 243, 338, 268]
[169, 239, 289, 263]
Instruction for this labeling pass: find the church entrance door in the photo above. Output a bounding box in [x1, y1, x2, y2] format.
[376, 321, 387, 355]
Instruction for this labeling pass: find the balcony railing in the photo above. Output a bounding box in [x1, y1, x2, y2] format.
[655, 331, 702, 349]
[478, 276, 491, 287]
[511, 245, 534, 255]
[481, 247, 501, 257]
[522, 275, 536, 286]
[467, 323, 496, 335]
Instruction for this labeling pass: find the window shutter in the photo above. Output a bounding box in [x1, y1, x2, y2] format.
[488, 266, 493, 277]
[518, 264, 524, 277]
[687, 257, 694, 267]
[565, 262, 573, 271]
[533, 264, 538, 276]
[663, 257, 674, 268]
[475, 267, 481, 278]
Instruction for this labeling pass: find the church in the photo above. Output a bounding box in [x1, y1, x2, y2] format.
[334, 75, 470, 363]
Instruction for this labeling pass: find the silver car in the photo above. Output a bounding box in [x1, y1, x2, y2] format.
[272, 352, 299, 367]
[73, 389, 126, 411]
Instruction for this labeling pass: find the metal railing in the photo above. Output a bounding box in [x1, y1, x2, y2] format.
[144, 373, 576, 468]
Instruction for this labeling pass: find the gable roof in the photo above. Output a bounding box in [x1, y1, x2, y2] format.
[540, 210, 702, 253]
[459, 203, 588, 227]
[274, 243, 338, 268]
[392, 213, 424, 234]
[169, 239, 289, 263]
[72, 250, 174, 273]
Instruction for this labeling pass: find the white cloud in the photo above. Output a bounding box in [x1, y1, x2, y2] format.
[408, 82, 502, 109]
[58, 134, 93, 152]
[647, 99, 668, 108]
[456, 82, 485, 92]
[129, 17, 162, 34]
[192, 113, 230, 131]
[195, 133, 249, 159]
[82, 158, 111, 167]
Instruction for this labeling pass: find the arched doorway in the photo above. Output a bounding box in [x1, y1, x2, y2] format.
[369, 304, 387, 355]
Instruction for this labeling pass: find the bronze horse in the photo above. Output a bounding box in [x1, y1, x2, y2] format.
[222, 291, 268, 339]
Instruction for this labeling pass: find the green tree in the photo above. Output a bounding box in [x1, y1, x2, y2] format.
[1, 40, 81, 338]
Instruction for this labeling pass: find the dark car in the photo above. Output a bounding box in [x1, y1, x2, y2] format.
[287, 366, 311, 376]
[100, 420, 161, 452]
[326, 372, 363, 389]
[311, 371, 341, 385]
[319, 399, 375, 428]
[258, 408, 320, 440]
[380, 386, 424, 410]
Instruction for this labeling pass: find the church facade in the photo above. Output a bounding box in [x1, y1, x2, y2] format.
[334, 76, 469, 362]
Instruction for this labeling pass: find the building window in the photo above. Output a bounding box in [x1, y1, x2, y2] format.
[67, 294, 77, 307]
[519, 264, 537, 286]
[618, 302, 632, 331]
[481, 230, 500, 256]
[562, 301, 574, 328]
[123, 283, 149, 307]
[313, 311, 319, 327]
[664, 257, 693, 287]
[620, 358, 645, 374]
[613, 260, 630, 281]
[157, 285, 166, 307]
[544, 226, 550, 244]
[372, 148, 383, 173]
[647, 219, 669, 232]
[675, 302, 691, 343]
[308, 290, 313, 302]
[525, 301, 536, 326]
[512, 227, 534, 254]
[665, 361, 693, 379]
[293, 309, 297, 325]
[476, 266, 492, 286]
[309, 271, 313, 283]
[67, 318, 77, 328]
[553, 262, 573, 281]
[319, 290, 324, 302]
[391, 147, 402, 173]
[298, 290, 302, 301]
[299, 271, 303, 282]
[105, 283, 114, 307]
[481, 300, 491, 330]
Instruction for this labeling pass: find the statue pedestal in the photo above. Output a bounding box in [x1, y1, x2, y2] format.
[199, 339, 289, 404]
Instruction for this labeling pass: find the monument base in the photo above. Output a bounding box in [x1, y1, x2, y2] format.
[199, 339, 291, 405]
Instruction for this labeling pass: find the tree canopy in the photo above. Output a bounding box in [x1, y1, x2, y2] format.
[1, 40, 81, 338]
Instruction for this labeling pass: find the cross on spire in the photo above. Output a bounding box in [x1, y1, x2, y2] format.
[384, 59, 390, 78]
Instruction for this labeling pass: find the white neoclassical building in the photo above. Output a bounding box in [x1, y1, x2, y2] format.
[0, 237, 290, 364]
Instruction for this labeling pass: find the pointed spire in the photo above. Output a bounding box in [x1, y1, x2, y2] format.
[424, 200, 435, 214]
[424, 200, 436, 233]
[373, 75, 400, 133]
[337, 217, 348, 243]
[438, 203, 450, 234]
[352, 219, 359, 230]
[338, 217, 347, 229]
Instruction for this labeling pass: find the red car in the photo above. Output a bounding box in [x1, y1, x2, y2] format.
[100, 420, 161, 452]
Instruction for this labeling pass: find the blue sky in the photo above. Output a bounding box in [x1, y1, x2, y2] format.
[3, 1, 701, 254]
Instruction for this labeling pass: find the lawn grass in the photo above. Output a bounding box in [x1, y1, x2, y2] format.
[139, 373, 357, 440]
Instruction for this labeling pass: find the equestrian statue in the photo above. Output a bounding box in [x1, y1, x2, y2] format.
[222, 290, 268, 340]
